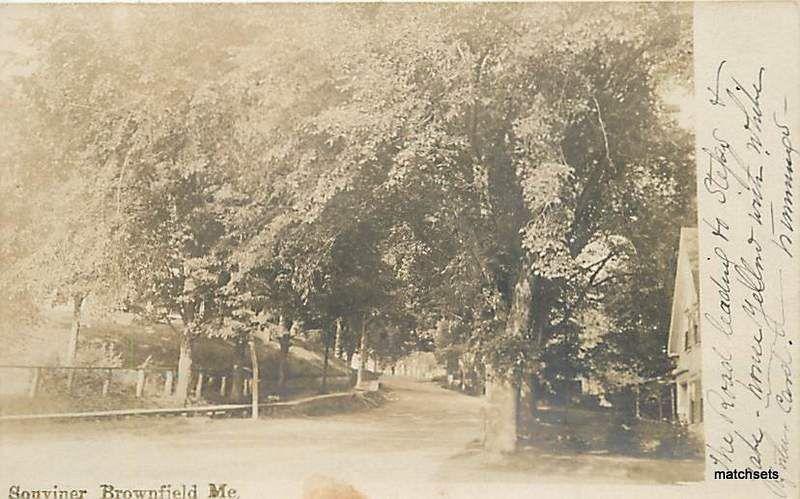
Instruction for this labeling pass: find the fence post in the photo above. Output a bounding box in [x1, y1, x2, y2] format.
[195, 371, 204, 398]
[67, 369, 75, 394]
[28, 367, 40, 398]
[220, 376, 227, 396]
[634, 383, 641, 419]
[163, 371, 174, 398]
[136, 369, 146, 398]
[102, 369, 111, 397]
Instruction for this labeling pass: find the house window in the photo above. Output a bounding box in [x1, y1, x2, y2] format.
[693, 322, 700, 345]
[684, 329, 691, 351]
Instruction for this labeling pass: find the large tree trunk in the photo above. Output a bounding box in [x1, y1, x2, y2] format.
[484, 365, 519, 454]
[356, 315, 368, 387]
[484, 263, 534, 453]
[248, 336, 259, 419]
[174, 333, 194, 404]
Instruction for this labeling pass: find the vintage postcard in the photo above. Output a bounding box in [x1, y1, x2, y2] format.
[0, 2, 797, 498]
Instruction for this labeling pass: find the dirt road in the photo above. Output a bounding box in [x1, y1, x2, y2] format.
[2, 378, 485, 497]
[1, 377, 702, 499]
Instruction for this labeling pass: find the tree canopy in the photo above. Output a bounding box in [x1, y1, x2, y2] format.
[1, 3, 694, 402]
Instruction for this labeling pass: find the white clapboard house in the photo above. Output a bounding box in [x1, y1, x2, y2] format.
[666, 227, 703, 433]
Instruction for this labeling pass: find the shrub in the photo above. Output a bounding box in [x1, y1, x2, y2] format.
[651, 423, 702, 459]
[606, 413, 639, 454]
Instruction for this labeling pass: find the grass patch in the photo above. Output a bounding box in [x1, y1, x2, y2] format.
[521, 405, 702, 459]
[1, 313, 354, 416]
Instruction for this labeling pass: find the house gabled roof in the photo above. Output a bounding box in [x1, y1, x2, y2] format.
[667, 227, 698, 356]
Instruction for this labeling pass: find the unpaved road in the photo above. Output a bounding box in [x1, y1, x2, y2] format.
[1, 377, 702, 499]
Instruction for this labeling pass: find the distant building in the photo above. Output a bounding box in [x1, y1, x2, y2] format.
[667, 228, 703, 433]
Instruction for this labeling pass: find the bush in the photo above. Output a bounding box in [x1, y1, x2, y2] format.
[650, 423, 702, 459]
[606, 413, 639, 454]
[607, 415, 702, 458]
[558, 432, 591, 452]
[576, 393, 601, 409]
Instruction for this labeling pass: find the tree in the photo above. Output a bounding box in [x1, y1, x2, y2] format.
[2, 6, 693, 435]
[266, 3, 694, 450]
[2, 5, 264, 380]
[103, 85, 266, 402]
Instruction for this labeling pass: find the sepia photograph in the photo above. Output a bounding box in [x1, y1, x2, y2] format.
[0, 2, 792, 498]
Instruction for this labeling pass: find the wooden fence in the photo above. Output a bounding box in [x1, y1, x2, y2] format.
[0, 390, 372, 422]
[0, 364, 252, 400]
[0, 364, 351, 402]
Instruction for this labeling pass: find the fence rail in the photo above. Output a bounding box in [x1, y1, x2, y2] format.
[0, 364, 247, 400]
[0, 364, 231, 373]
[0, 364, 352, 403]
[0, 391, 361, 422]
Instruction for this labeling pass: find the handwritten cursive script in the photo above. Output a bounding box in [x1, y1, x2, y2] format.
[701, 60, 797, 497]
